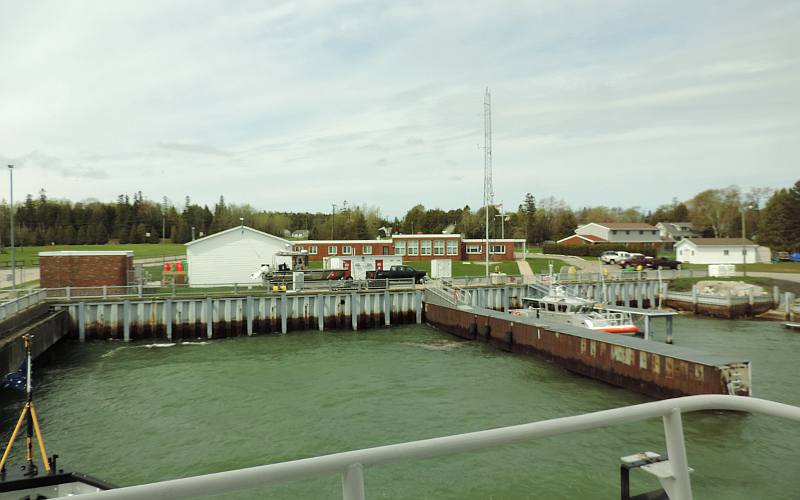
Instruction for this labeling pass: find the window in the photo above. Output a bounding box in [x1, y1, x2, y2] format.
[723, 250, 729, 256]
[625, 230, 630, 235]
[328, 246, 337, 255]
[363, 245, 372, 255]
[394, 241, 405, 256]
[612, 230, 617, 234]
[293, 245, 302, 252]
[407, 240, 419, 256]
[421, 240, 432, 255]
[638, 230, 644, 235]
[446, 240, 458, 256]
[466, 244, 482, 254]
[342, 245, 353, 255]
[434, 240, 445, 255]
[309, 245, 318, 255]
[490, 244, 506, 254]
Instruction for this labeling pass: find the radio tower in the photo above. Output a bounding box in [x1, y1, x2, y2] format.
[483, 87, 493, 276]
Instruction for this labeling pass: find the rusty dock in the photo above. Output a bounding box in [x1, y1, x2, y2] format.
[423, 296, 751, 399]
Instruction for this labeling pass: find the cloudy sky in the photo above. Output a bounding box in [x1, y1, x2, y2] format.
[1, 0, 798, 217]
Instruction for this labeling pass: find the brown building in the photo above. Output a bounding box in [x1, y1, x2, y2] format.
[39, 251, 134, 289]
[292, 234, 524, 262]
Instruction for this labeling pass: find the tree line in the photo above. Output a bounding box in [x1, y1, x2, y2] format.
[0, 180, 798, 251]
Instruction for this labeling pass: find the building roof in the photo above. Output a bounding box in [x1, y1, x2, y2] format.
[185, 226, 291, 247]
[462, 238, 526, 243]
[681, 238, 756, 246]
[555, 234, 607, 244]
[39, 250, 134, 257]
[594, 222, 657, 230]
[393, 233, 462, 239]
[297, 239, 389, 244]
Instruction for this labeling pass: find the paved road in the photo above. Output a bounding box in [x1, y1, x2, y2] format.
[516, 259, 534, 277]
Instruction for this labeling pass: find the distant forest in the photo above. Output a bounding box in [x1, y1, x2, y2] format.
[0, 180, 798, 250]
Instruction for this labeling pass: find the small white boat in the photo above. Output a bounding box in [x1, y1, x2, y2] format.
[510, 287, 639, 335]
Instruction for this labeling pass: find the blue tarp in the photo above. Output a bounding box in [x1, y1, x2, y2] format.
[791, 252, 800, 262]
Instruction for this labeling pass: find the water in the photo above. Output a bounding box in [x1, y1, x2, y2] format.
[1, 317, 799, 499]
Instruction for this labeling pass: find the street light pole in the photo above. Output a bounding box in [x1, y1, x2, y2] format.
[8, 165, 15, 291]
[741, 205, 753, 277]
[331, 204, 337, 240]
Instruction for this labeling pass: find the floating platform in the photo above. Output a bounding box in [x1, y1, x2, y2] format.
[423, 301, 751, 399]
[783, 322, 800, 331]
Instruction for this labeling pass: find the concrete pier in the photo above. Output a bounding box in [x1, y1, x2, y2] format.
[55, 290, 422, 341]
[423, 300, 751, 399]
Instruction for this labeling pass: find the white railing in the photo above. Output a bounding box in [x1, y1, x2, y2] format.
[426, 280, 472, 306]
[76, 395, 800, 500]
[0, 289, 48, 321]
[31, 279, 419, 301]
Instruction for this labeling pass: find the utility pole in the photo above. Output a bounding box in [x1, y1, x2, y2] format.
[331, 204, 337, 239]
[494, 203, 507, 239]
[161, 196, 168, 240]
[8, 165, 15, 291]
[483, 88, 493, 276]
[741, 205, 752, 277]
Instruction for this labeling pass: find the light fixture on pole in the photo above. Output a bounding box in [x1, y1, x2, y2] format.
[8, 165, 15, 292]
[741, 204, 753, 277]
[191, 226, 196, 241]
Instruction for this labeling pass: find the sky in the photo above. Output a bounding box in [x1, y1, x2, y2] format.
[1, 0, 798, 218]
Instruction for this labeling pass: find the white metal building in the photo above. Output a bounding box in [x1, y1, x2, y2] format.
[186, 226, 292, 286]
[674, 238, 770, 264]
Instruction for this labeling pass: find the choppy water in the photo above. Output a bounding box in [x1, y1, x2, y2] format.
[1, 316, 799, 499]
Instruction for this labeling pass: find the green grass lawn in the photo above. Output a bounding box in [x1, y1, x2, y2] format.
[0, 243, 186, 266]
[673, 262, 800, 273]
[393, 260, 520, 277]
[526, 258, 571, 274]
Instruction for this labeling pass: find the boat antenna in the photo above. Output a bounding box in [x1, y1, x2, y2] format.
[0, 334, 52, 476]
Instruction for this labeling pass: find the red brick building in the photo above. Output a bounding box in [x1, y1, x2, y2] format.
[39, 251, 134, 288]
[292, 235, 524, 262]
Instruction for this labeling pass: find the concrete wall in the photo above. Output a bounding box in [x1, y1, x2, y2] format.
[0, 309, 69, 375]
[55, 290, 423, 341]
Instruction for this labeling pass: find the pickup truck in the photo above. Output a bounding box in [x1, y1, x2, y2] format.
[600, 251, 632, 265]
[367, 265, 427, 283]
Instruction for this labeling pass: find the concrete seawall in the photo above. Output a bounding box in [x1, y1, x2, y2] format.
[423, 302, 751, 399]
[55, 290, 424, 341]
[0, 309, 70, 374]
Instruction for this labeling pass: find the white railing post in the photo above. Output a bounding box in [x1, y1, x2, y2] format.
[662, 408, 693, 500]
[341, 463, 365, 500]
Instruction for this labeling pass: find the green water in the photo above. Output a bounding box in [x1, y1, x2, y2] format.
[1, 317, 799, 499]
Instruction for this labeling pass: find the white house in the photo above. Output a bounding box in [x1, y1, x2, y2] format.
[186, 226, 292, 286]
[656, 222, 698, 242]
[675, 238, 770, 264]
[557, 222, 661, 246]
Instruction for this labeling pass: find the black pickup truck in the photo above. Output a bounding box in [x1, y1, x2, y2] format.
[367, 265, 427, 283]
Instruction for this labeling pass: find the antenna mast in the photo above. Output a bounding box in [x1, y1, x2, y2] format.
[483, 88, 493, 276]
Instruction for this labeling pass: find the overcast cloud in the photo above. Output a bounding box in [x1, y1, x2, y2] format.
[1, 0, 798, 216]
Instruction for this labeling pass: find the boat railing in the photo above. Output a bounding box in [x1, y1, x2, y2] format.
[74, 395, 800, 500]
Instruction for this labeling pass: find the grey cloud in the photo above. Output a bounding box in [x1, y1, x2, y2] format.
[158, 142, 234, 157]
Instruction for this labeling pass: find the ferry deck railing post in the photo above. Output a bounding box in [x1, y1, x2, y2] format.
[341, 463, 365, 500]
[662, 408, 692, 500]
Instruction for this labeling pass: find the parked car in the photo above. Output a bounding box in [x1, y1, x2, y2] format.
[367, 265, 427, 283]
[646, 257, 682, 270]
[777, 251, 791, 262]
[619, 254, 650, 269]
[600, 251, 632, 265]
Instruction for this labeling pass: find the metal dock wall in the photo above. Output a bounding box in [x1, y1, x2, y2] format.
[424, 302, 750, 399]
[56, 291, 423, 341]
